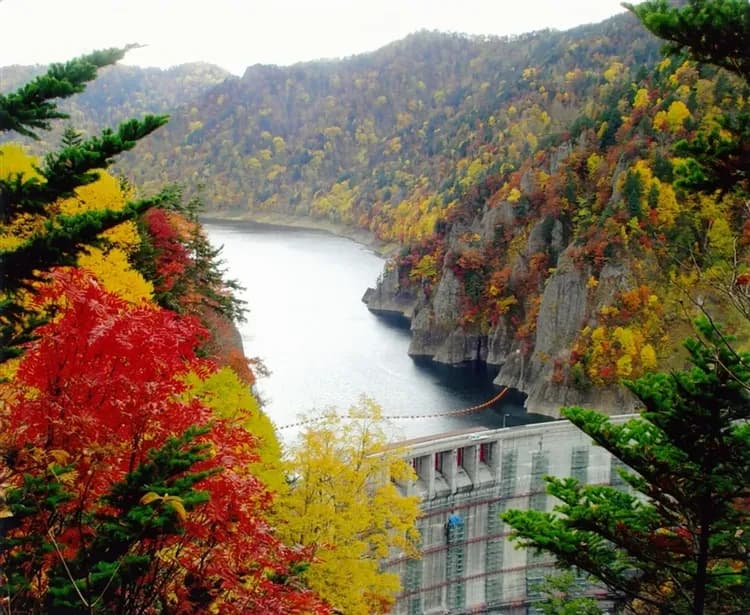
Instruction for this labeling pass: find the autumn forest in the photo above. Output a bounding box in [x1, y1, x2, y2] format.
[1, 0, 749, 613]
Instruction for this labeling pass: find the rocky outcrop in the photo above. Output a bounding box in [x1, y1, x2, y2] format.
[363, 131, 647, 419]
[363, 203, 641, 419]
[496, 252, 639, 417]
[409, 269, 482, 362]
[361, 266, 418, 320]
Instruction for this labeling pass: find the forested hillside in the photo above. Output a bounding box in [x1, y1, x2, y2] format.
[118, 13, 661, 236]
[110, 9, 746, 415]
[5, 10, 747, 418]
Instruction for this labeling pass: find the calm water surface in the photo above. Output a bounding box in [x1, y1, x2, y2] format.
[205, 221, 549, 443]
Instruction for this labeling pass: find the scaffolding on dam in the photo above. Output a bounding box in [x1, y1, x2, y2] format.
[385, 417, 631, 614]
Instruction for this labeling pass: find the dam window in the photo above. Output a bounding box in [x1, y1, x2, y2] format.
[435, 451, 448, 473]
[500, 449, 518, 498]
[529, 450, 550, 511]
[412, 455, 428, 481]
[479, 442, 494, 464]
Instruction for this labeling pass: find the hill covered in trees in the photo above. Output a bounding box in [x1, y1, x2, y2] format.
[116, 11, 748, 415]
[117, 13, 662, 231]
[6, 9, 748, 417]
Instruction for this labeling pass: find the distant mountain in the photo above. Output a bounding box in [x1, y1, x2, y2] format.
[0, 62, 233, 149]
[117, 14, 660, 228]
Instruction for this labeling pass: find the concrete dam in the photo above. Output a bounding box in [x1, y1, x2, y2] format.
[386, 416, 630, 614]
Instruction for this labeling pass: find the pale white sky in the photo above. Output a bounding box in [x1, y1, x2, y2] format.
[1, 0, 628, 75]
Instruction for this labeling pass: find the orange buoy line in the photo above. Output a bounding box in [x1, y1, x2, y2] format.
[277, 386, 510, 430]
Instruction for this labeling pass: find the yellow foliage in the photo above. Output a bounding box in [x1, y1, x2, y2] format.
[616, 354, 633, 377]
[657, 58, 672, 73]
[495, 295, 518, 314]
[78, 248, 153, 304]
[603, 61, 625, 83]
[275, 397, 420, 615]
[707, 217, 734, 260]
[385, 136, 402, 155]
[311, 181, 356, 222]
[272, 135, 286, 154]
[666, 100, 691, 132]
[653, 110, 668, 132]
[507, 187, 522, 203]
[633, 88, 650, 110]
[597, 121, 610, 141]
[591, 326, 606, 344]
[0, 213, 43, 250]
[1, 148, 151, 304]
[58, 171, 131, 216]
[0, 143, 42, 179]
[586, 153, 604, 177]
[55, 170, 152, 303]
[0, 145, 47, 247]
[410, 254, 439, 282]
[655, 183, 679, 227]
[459, 158, 488, 190]
[641, 344, 657, 369]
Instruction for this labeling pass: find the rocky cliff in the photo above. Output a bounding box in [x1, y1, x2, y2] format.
[364, 251, 640, 418]
[363, 138, 645, 417]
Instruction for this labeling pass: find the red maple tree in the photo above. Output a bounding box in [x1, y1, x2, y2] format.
[0, 269, 330, 614]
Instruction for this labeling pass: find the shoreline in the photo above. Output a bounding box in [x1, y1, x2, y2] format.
[200, 211, 400, 258]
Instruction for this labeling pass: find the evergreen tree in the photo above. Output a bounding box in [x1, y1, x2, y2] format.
[624, 0, 750, 84]
[502, 318, 750, 614]
[624, 0, 750, 196]
[0, 48, 169, 361]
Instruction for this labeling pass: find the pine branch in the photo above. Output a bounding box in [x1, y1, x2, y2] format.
[0, 46, 139, 139]
[624, 0, 750, 85]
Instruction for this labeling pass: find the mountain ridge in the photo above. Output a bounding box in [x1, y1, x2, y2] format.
[5, 12, 747, 417]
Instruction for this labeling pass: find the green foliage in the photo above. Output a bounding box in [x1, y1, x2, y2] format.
[503, 318, 750, 614]
[0, 47, 133, 138]
[533, 571, 603, 615]
[621, 169, 644, 217]
[626, 0, 750, 198]
[625, 0, 750, 84]
[45, 427, 216, 613]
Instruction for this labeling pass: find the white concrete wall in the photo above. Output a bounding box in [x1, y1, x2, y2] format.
[386, 415, 633, 614]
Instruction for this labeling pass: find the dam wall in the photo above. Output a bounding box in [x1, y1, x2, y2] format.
[386, 417, 629, 614]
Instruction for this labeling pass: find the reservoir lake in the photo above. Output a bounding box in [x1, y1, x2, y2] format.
[205, 221, 550, 444]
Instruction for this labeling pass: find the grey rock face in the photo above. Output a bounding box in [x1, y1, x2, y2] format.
[361, 266, 418, 319]
[363, 136, 642, 418]
[408, 269, 481, 361]
[533, 252, 589, 357]
[494, 251, 638, 417]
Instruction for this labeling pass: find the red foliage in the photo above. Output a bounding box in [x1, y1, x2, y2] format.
[143, 208, 191, 293]
[3, 269, 330, 614]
